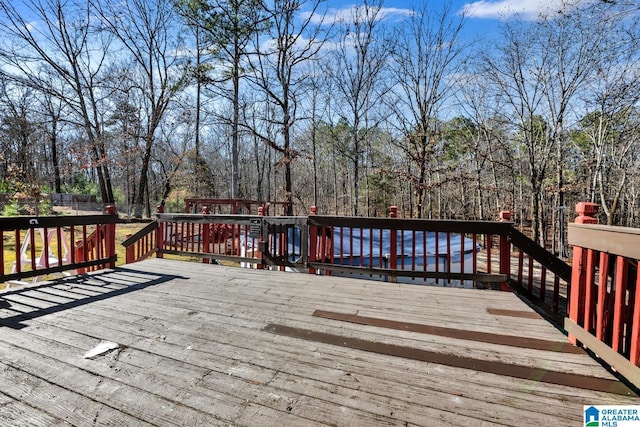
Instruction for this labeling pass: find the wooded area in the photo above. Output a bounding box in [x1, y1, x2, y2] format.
[0, 0, 639, 252]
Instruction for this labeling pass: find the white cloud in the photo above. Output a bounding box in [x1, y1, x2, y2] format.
[300, 5, 414, 26]
[461, 0, 587, 20]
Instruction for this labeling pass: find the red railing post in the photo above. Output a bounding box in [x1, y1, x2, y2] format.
[201, 206, 211, 264]
[104, 205, 117, 269]
[309, 206, 318, 274]
[125, 233, 134, 264]
[75, 239, 85, 274]
[499, 210, 512, 291]
[156, 205, 165, 259]
[568, 202, 599, 344]
[257, 206, 265, 269]
[389, 206, 398, 281]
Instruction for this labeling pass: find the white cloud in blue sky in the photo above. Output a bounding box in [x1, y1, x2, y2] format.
[461, 0, 588, 20]
[300, 5, 414, 25]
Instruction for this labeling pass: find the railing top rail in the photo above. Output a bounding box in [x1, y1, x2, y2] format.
[157, 213, 258, 223]
[122, 221, 158, 247]
[568, 222, 640, 260]
[509, 227, 571, 283]
[0, 214, 117, 231]
[308, 215, 514, 234]
[157, 213, 307, 224]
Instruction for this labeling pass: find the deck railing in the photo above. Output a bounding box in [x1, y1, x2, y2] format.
[566, 210, 640, 386]
[122, 205, 571, 319]
[142, 209, 308, 270]
[0, 207, 118, 285]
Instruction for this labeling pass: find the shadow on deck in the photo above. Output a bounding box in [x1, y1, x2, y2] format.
[0, 268, 185, 329]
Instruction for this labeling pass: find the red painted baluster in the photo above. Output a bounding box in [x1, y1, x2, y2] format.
[486, 234, 492, 274]
[612, 257, 628, 353]
[460, 233, 465, 285]
[527, 256, 534, 294]
[29, 228, 36, 271]
[257, 206, 265, 270]
[472, 233, 478, 275]
[446, 232, 451, 286]
[629, 265, 640, 365]
[517, 250, 524, 290]
[583, 248, 597, 333]
[369, 226, 374, 272]
[435, 231, 440, 285]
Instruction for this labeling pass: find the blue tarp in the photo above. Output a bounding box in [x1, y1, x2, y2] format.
[280, 226, 479, 266]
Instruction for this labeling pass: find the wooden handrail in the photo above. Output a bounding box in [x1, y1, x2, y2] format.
[508, 228, 571, 283]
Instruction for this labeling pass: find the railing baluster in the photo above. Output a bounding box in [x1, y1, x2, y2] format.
[583, 249, 597, 332]
[612, 257, 628, 353]
[486, 234, 492, 274]
[630, 265, 640, 365]
[446, 232, 451, 286]
[0, 230, 4, 276]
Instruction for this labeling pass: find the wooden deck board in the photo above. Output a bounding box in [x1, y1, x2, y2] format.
[62, 286, 609, 378]
[0, 258, 638, 426]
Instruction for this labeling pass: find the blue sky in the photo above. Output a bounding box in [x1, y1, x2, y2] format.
[319, 0, 594, 40]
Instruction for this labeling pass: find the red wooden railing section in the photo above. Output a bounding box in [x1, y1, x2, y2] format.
[122, 205, 570, 320]
[307, 207, 570, 320]
[567, 203, 640, 385]
[0, 207, 118, 284]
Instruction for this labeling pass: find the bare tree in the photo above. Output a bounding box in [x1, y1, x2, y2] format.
[328, 0, 389, 216]
[175, 0, 268, 199]
[387, 1, 467, 218]
[578, 64, 640, 224]
[247, 0, 327, 215]
[93, 0, 188, 217]
[536, 2, 612, 255]
[0, 0, 116, 204]
[482, 1, 621, 245]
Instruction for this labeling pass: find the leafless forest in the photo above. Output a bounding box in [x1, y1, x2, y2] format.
[0, 0, 639, 251]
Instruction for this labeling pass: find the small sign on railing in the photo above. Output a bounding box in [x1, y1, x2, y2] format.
[249, 218, 262, 238]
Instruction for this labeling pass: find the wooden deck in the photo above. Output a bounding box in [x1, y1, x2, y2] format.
[0, 258, 637, 426]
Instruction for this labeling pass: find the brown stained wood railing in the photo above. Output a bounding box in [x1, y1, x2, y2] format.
[567, 222, 640, 387]
[0, 210, 118, 285]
